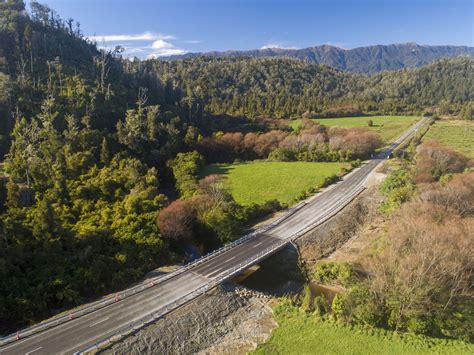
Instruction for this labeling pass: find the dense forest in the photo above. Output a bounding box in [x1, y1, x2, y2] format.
[0, 0, 472, 332]
[143, 56, 473, 119]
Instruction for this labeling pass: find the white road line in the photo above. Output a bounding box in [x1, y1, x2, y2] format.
[25, 346, 42, 354]
[88, 317, 110, 328]
[227, 256, 236, 261]
[1, 120, 425, 355]
[206, 267, 225, 278]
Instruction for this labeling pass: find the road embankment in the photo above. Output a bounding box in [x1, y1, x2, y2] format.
[102, 285, 276, 355]
[102, 178, 386, 354]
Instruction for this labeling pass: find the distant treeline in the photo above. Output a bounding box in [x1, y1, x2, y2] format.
[141, 55, 473, 119]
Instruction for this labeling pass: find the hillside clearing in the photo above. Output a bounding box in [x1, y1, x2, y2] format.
[290, 116, 419, 143]
[201, 161, 345, 205]
[423, 119, 474, 157]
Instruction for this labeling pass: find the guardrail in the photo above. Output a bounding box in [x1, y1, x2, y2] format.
[5, 118, 429, 352]
[0, 200, 306, 348]
[76, 117, 432, 353]
[77, 182, 367, 354]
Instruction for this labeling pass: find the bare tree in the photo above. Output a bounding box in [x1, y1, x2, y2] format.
[365, 201, 473, 331]
[156, 200, 196, 241]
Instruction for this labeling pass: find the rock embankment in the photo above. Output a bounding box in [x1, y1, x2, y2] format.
[102, 284, 276, 355]
[296, 185, 383, 268]
[103, 173, 385, 354]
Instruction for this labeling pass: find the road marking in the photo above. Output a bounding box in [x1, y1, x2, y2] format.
[206, 267, 224, 278]
[1, 120, 425, 355]
[227, 256, 236, 261]
[88, 317, 110, 328]
[252, 242, 263, 248]
[25, 346, 42, 354]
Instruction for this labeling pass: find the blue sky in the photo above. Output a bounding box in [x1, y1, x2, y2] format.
[36, 0, 473, 58]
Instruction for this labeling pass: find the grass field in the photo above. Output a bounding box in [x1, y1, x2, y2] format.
[290, 116, 419, 143]
[201, 161, 345, 205]
[423, 120, 474, 158]
[253, 306, 474, 355]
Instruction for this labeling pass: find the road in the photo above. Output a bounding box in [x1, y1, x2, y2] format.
[0, 117, 427, 355]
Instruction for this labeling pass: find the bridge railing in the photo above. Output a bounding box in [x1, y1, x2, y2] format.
[76, 118, 432, 353]
[2, 118, 427, 351]
[77, 182, 367, 354]
[0, 200, 306, 348]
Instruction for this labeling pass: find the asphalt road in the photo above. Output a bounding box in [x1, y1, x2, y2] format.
[0, 118, 427, 355]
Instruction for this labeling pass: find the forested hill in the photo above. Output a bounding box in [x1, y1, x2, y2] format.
[148, 56, 473, 119]
[164, 43, 474, 74]
[0, 0, 473, 160]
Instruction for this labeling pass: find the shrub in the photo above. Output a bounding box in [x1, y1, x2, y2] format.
[331, 294, 346, 320]
[366, 201, 473, 338]
[313, 295, 330, 318]
[415, 140, 469, 181]
[301, 284, 314, 312]
[314, 262, 353, 286]
[379, 169, 414, 212]
[320, 174, 340, 188]
[418, 171, 474, 217]
[268, 147, 295, 161]
[344, 283, 384, 327]
[242, 199, 284, 221]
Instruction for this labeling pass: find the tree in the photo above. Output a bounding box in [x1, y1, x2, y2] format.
[30, 1, 51, 25]
[329, 127, 381, 159]
[156, 199, 195, 241]
[366, 202, 473, 336]
[7, 117, 42, 187]
[460, 102, 473, 120]
[198, 174, 231, 208]
[100, 136, 110, 164]
[167, 151, 205, 198]
[31, 195, 57, 240]
[415, 141, 469, 182]
[117, 104, 162, 155]
[5, 177, 20, 208]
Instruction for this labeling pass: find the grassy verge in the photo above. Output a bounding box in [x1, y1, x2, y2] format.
[200, 161, 346, 205]
[423, 119, 474, 158]
[290, 116, 419, 143]
[253, 304, 474, 355]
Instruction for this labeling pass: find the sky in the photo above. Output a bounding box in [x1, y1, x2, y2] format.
[35, 0, 473, 58]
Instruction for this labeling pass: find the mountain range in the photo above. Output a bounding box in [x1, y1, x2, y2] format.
[164, 43, 474, 74]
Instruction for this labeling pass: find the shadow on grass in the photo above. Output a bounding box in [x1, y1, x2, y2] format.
[201, 163, 233, 176]
[201, 161, 258, 178]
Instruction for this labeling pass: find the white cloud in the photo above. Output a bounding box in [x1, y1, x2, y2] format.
[123, 46, 148, 54]
[87, 31, 175, 43]
[151, 39, 174, 49]
[184, 40, 202, 44]
[260, 43, 298, 50]
[148, 39, 186, 57]
[87, 32, 188, 59]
